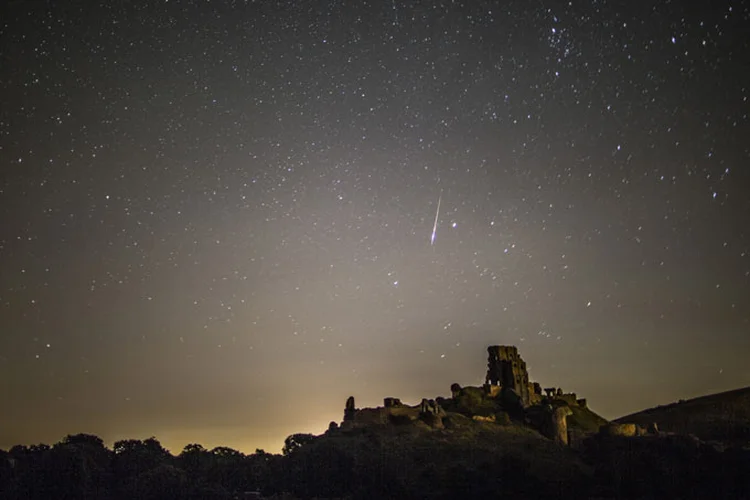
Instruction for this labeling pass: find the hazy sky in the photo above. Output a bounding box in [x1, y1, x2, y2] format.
[1, 0, 749, 454]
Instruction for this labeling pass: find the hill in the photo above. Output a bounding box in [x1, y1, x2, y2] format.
[615, 386, 750, 446]
[279, 343, 748, 499]
[287, 417, 593, 499]
[3, 346, 749, 499]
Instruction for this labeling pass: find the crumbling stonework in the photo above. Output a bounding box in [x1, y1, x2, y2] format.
[486, 345, 530, 406]
[384, 397, 402, 408]
[419, 398, 445, 417]
[340, 345, 596, 446]
[342, 398, 432, 429]
[485, 384, 502, 398]
[344, 396, 356, 422]
[528, 382, 543, 405]
[420, 398, 430, 414]
[419, 398, 445, 428]
[552, 406, 574, 445]
[541, 387, 580, 406]
[419, 399, 445, 429]
[556, 392, 578, 406]
[352, 407, 390, 426]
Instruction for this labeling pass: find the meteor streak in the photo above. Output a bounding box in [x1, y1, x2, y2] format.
[431, 193, 441, 245]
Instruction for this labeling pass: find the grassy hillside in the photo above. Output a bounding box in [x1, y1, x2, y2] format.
[615, 386, 750, 445]
[282, 407, 750, 499]
[283, 415, 593, 499]
[567, 403, 609, 433]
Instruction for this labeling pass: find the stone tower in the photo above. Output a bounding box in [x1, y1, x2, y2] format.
[486, 345, 530, 406]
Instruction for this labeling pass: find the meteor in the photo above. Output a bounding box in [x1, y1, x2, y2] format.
[430, 193, 441, 245]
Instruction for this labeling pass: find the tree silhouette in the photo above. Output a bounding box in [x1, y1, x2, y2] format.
[282, 433, 316, 456]
[48, 434, 113, 499]
[112, 437, 171, 496]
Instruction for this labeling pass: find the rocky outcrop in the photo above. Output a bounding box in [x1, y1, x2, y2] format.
[600, 423, 638, 437]
[472, 415, 496, 423]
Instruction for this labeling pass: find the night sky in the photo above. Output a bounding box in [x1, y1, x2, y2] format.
[2, 0, 749, 454]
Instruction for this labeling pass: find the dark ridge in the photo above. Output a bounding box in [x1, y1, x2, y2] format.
[615, 386, 750, 446]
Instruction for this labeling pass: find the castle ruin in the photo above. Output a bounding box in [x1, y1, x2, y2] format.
[336, 345, 602, 446]
[486, 345, 531, 407]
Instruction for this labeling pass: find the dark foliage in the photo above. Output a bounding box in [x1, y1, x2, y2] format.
[1, 427, 749, 499]
[583, 434, 750, 499]
[281, 433, 316, 456]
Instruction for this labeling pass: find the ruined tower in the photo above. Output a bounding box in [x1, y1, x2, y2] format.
[486, 345, 530, 406]
[344, 396, 356, 422]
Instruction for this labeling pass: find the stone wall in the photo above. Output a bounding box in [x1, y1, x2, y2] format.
[486, 345, 530, 407]
[341, 397, 423, 428]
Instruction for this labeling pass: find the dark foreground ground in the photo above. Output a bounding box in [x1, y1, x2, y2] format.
[2, 415, 749, 499]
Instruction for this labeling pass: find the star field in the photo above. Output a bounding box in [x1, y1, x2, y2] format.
[1, 0, 749, 453]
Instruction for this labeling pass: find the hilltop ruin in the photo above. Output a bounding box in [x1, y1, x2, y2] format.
[336, 345, 604, 446]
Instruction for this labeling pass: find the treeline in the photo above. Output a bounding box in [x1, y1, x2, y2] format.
[2, 428, 750, 499]
[0, 433, 314, 499]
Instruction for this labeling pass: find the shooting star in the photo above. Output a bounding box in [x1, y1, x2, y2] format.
[430, 193, 441, 245]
